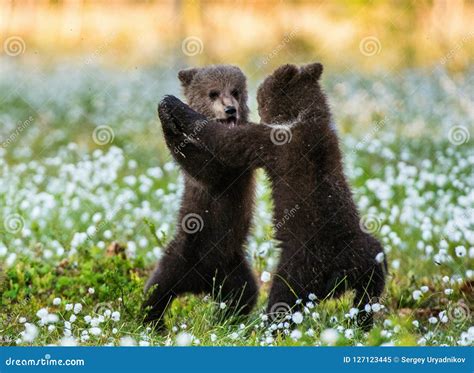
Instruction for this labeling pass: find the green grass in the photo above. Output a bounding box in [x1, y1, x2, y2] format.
[0, 62, 472, 346]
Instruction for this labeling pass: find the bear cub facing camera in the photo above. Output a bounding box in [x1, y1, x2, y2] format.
[143, 65, 258, 330]
[158, 63, 387, 330]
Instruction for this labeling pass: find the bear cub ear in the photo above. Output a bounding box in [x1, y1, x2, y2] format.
[302, 62, 323, 80]
[273, 64, 299, 81]
[178, 68, 198, 87]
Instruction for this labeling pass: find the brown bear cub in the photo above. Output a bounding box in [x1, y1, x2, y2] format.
[143, 65, 258, 329]
[157, 63, 387, 330]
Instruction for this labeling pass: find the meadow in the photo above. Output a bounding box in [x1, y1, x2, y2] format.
[0, 59, 472, 346]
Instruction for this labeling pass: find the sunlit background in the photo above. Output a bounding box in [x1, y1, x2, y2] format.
[2, 0, 474, 70]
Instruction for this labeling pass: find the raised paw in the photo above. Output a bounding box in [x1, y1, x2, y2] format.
[157, 95, 208, 136]
[158, 95, 184, 135]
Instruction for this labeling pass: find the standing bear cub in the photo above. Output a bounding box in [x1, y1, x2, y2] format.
[143, 65, 258, 329]
[158, 63, 387, 330]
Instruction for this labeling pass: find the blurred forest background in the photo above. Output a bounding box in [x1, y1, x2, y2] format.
[1, 0, 473, 74]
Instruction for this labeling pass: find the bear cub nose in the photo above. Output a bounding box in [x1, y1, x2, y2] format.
[225, 106, 237, 115]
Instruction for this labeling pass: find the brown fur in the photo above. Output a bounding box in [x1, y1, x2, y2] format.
[143, 65, 258, 329]
[157, 63, 387, 330]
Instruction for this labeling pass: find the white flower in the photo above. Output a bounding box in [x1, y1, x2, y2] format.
[90, 317, 100, 327]
[120, 336, 137, 346]
[308, 293, 317, 301]
[375, 252, 385, 263]
[175, 332, 194, 346]
[219, 302, 227, 310]
[439, 311, 448, 323]
[420, 286, 429, 293]
[444, 288, 453, 295]
[371, 303, 382, 312]
[88, 287, 95, 294]
[292, 312, 304, 324]
[260, 271, 271, 283]
[455, 246, 466, 257]
[349, 308, 359, 319]
[73, 303, 82, 314]
[139, 341, 150, 346]
[36, 308, 49, 319]
[111, 311, 120, 322]
[45, 314, 59, 324]
[21, 323, 39, 343]
[412, 290, 422, 300]
[112, 328, 118, 334]
[89, 327, 102, 336]
[69, 314, 77, 323]
[52, 297, 61, 306]
[84, 315, 92, 323]
[290, 329, 302, 340]
[344, 329, 354, 339]
[65, 304, 73, 311]
[428, 316, 438, 324]
[60, 336, 77, 346]
[210, 333, 217, 342]
[412, 320, 419, 328]
[320, 328, 339, 346]
[19, 317, 27, 323]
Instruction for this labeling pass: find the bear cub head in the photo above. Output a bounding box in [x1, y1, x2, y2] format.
[257, 63, 325, 124]
[178, 65, 249, 127]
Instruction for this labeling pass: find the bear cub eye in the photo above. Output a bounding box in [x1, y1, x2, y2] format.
[231, 89, 239, 99]
[209, 90, 220, 100]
